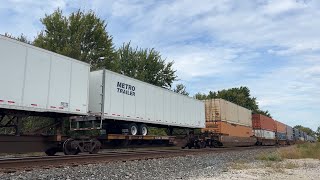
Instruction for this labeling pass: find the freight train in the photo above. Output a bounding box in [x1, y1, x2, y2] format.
[0, 35, 317, 155]
[186, 99, 317, 149]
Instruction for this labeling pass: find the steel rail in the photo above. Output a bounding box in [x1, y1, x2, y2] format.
[0, 146, 276, 172]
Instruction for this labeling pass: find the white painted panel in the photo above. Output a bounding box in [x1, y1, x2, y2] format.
[156, 90, 164, 122]
[145, 85, 154, 122]
[171, 94, 177, 125]
[103, 71, 112, 116]
[0, 37, 26, 106]
[163, 91, 171, 124]
[89, 70, 103, 114]
[152, 86, 157, 123]
[201, 102, 206, 127]
[198, 101, 203, 127]
[190, 100, 195, 126]
[123, 77, 136, 119]
[178, 95, 184, 126]
[135, 80, 145, 120]
[254, 129, 275, 139]
[109, 72, 124, 117]
[48, 55, 71, 112]
[176, 95, 181, 125]
[23, 48, 50, 109]
[69, 62, 89, 114]
[183, 98, 189, 126]
[194, 102, 200, 126]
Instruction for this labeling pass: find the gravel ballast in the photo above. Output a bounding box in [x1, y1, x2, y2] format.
[0, 148, 276, 180]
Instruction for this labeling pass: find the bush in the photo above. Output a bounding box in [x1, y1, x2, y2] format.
[258, 142, 320, 161]
[148, 127, 167, 136]
[257, 152, 283, 161]
[279, 142, 320, 159]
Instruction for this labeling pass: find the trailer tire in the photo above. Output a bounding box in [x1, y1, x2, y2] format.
[138, 124, 148, 136]
[128, 123, 138, 135]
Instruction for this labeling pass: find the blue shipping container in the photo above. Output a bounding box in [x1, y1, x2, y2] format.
[293, 128, 300, 139]
[276, 132, 287, 140]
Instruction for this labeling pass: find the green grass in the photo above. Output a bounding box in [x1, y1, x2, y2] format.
[257, 142, 320, 161]
[257, 152, 283, 161]
[280, 142, 320, 159]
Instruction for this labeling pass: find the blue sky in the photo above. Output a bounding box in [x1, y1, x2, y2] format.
[0, 0, 319, 130]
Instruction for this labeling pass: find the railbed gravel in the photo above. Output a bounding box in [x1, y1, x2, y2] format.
[0, 148, 276, 180]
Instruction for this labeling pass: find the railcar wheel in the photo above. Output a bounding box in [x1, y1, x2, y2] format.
[89, 139, 101, 154]
[138, 124, 148, 136]
[63, 138, 79, 155]
[128, 123, 138, 135]
[211, 140, 219, 148]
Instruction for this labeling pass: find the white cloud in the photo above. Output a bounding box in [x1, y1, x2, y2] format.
[0, 0, 67, 38]
[0, 0, 319, 130]
[261, 0, 307, 16]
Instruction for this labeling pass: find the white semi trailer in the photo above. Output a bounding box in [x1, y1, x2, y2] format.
[0, 35, 90, 140]
[71, 69, 205, 136]
[0, 35, 90, 116]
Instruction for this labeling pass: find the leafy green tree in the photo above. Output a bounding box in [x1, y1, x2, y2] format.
[194, 86, 271, 117]
[4, 33, 31, 44]
[254, 109, 272, 118]
[193, 93, 207, 100]
[34, 9, 115, 70]
[294, 125, 315, 136]
[115, 42, 177, 88]
[173, 83, 189, 96]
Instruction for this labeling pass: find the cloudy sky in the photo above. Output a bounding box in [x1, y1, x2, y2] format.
[0, 0, 319, 130]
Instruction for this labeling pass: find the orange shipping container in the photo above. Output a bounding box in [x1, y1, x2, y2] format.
[252, 114, 276, 132]
[275, 120, 286, 133]
[202, 121, 253, 137]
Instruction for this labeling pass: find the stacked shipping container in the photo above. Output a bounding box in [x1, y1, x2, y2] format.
[252, 114, 276, 145]
[275, 120, 287, 141]
[293, 128, 300, 141]
[286, 125, 294, 142]
[203, 99, 253, 137]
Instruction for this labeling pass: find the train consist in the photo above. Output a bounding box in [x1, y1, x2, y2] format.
[0, 35, 317, 155]
[187, 99, 317, 149]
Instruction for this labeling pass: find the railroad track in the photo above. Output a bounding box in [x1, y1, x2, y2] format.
[0, 146, 276, 173]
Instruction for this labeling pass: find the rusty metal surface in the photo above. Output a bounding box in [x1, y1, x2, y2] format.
[0, 135, 62, 153]
[219, 135, 257, 147]
[257, 138, 276, 146]
[102, 134, 175, 141]
[275, 120, 286, 133]
[252, 114, 276, 132]
[203, 121, 253, 137]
